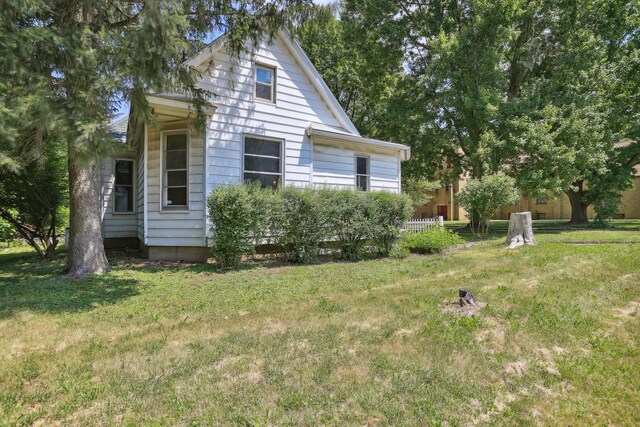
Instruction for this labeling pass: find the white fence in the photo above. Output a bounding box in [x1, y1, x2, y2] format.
[401, 216, 444, 232]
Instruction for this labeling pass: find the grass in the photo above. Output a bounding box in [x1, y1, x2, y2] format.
[1, 229, 640, 425]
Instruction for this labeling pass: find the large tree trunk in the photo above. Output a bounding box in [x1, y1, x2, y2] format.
[67, 155, 109, 277]
[565, 181, 589, 225]
[506, 212, 536, 248]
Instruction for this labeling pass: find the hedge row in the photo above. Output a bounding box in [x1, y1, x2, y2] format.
[207, 183, 413, 269]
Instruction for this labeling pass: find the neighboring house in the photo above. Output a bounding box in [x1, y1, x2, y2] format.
[102, 30, 411, 262]
[413, 151, 640, 221]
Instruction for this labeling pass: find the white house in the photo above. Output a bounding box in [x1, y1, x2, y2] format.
[102, 30, 410, 262]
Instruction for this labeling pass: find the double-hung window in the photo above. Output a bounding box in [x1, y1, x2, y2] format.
[243, 136, 283, 189]
[162, 131, 188, 209]
[255, 65, 276, 102]
[114, 159, 134, 213]
[356, 156, 370, 191]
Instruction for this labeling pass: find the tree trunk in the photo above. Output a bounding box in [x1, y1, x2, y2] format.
[67, 155, 109, 277]
[506, 212, 536, 248]
[565, 183, 589, 225]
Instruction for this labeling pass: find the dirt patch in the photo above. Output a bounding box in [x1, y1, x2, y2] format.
[394, 329, 414, 337]
[505, 360, 528, 376]
[442, 300, 487, 317]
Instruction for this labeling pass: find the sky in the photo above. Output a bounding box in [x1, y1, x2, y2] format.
[113, 0, 337, 121]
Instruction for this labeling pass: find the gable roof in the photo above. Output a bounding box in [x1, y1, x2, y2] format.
[183, 29, 361, 136]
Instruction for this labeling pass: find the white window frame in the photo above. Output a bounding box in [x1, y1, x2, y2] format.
[254, 63, 276, 104]
[113, 158, 136, 214]
[355, 154, 370, 191]
[242, 134, 285, 189]
[160, 129, 190, 211]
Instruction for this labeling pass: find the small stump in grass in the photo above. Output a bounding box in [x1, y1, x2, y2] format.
[506, 211, 536, 249]
[443, 289, 484, 317]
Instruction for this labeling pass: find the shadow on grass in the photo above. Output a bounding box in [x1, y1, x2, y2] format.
[0, 249, 140, 319]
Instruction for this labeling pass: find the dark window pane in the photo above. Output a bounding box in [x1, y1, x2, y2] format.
[357, 156, 368, 175]
[244, 156, 280, 173]
[115, 160, 133, 186]
[166, 187, 187, 206]
[115, 186, 133, 212]
[256, 83, 272, 101]
[167, 171, 187, 186]
[357, 175, 368, 191]
[244, 173, 280, 189]
[244, 138, 280, 157]
[166, 150, 187, 169]
[166, 134, 187, 150]
[256, 67, 272, 84]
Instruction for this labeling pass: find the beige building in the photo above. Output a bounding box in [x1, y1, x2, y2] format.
[414, 165, 640, 221]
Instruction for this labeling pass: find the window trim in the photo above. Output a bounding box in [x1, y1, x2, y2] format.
[355, 154, 370, 191]
[160, 129, 190, 211]
[112, 158, 136, 215]
[536, 198, 548, 205]
[241, 134, 285, 189]
[254, 63, 277, 104]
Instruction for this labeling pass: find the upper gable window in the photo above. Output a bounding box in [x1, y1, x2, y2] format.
[255, 65, 276, 102]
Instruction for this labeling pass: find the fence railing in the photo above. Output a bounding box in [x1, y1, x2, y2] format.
[401, 216, 444, 232]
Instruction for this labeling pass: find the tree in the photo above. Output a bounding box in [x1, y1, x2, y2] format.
[0, 142, 67, 257]
[500, 0, 640, 224]
[1, 0, 312, 276]
[295, 0, 405, 138]
[457, 175, 519, 234]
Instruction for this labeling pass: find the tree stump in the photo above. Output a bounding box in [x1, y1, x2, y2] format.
[506, 212, 536, 249]
[459, 289, 477, 307]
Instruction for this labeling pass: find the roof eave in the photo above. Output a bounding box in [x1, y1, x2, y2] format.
[306, 127, 410, 161]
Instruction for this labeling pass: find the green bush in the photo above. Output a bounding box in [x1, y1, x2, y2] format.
[389, 241, 410, 259]
[457, 174, 519, 234]
[207, 182, 272, 270]
[399, 227, 465, 254]
[207, 184, 412, 266]
[369, 191, 413, 256]
[0, 216, 17, 242]
[325, 189, 377, 260]
[276, 187, 330, 263]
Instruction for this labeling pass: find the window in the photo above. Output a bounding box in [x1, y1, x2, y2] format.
[255, 65, 275, 102]
[356, 156, 369, 191]
[162, 131, 188, 209]
[536, 198, 547, 205]
[243, 136, 283, 189]
[114, 159, 134, 213]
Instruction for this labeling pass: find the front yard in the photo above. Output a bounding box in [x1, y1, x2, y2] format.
[1, 228, 639, 425]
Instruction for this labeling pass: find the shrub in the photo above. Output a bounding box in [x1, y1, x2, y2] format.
[207, 183, 414, 266]
[457, 175, 519, 234]
[368, 191, 413, 256]
[400, 227, 465, 254]
[207, 182, 272, 269]
[276, 187, 330, 263]
[389, 241, 410, 259]
[0, 143, 67, 257]
[325, 189, 377, 260]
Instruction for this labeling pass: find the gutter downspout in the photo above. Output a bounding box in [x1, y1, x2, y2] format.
[450, 183, 454, 222]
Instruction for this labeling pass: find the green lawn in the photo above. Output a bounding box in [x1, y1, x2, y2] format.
[1, 230, 640, 425]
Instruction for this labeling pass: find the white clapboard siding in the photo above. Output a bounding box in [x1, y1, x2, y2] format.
[137, 143, 145, 242]
[145, 122, 207, 247]
[100, 152, 139, 239]
[312, 144, 401, 193]
[203, 35, 347, 196]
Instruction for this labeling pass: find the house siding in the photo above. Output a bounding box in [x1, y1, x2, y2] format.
[100, 152, 138, 239]
[145, 121, 207, 247]
[201, 39, 327, 192]
[137, 140, 145, 242]
[312, 143, 401, 192]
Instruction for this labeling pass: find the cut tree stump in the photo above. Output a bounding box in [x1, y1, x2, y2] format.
[459, 289, 477, 307]
[506, 211, 536, 249]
